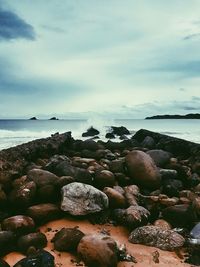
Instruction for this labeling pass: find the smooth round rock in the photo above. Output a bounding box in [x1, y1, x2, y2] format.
[162, 204, 194, 227]
[13, 249, 55, 267]
[125, 150, 161, 189]
[129, 226, 185, 251]
[2, 216, 35, 235]
[27, 203, 61, 223]
[61, 182, 109, 215]
[52, 227, 84, 252]
[94, 170, 116, 188]
[147, 149, 171, 167]
[9, 181, 36, 208]
[27, 169, 58, 187]
[103, 187, 126, 208]
[18, 232, 47, 253]
[77, 234, 118, 267]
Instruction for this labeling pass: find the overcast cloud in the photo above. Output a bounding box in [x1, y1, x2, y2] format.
[0, 0, 200, 118]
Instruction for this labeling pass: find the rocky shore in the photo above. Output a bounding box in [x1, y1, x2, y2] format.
[0, 127, 200, 266]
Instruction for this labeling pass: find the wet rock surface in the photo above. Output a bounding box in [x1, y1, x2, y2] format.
[0, 128, 200, 266]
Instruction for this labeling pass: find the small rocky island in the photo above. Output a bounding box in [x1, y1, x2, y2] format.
[145, 113, 200, 119]
[29, 117, 38, 120]
[0, 127, 200, 266]
[49, 117, 59, 120]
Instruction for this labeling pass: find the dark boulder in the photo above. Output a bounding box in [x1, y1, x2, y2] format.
[2, 216, 35, 236]
[52, 227, 84, 252]
[105, 132, 115, 139]
[111, 126, 130, 136]
[27, 203, 61, 224]
[82, 127, 100, 137]
[18, 232, 47, 253]
[13, 249, 55, 267]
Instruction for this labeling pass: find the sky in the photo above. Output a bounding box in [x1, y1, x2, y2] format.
[0, 0, 200, 119]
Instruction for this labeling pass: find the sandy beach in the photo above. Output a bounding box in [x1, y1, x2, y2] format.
[4, 217, 189, 267]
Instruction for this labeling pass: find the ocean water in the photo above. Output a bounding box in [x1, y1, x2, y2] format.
[0, 119, 200, 150]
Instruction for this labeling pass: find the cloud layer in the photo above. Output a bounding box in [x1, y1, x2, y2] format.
[0, 0, 199, 118]
[0, 7, 35, 41]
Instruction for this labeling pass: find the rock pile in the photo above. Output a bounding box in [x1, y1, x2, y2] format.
[0, 128, 200, 266]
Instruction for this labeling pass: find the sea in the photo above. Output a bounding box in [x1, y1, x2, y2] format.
[0, 119, 200, 150]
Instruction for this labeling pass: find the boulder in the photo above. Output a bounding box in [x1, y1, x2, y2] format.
[129, 226, 185, 251]
[147, 149, 171, 167]
[109, 159, 125, 173]
[103, 187, 127, 208]
[13, 249, 55, 267]
[105, 132, 115, 139]
[9, 181, 36, 208]
[2, 216, 35, 235]
[113, 205, 150, 229]
[141, 136, 155, 149]
[77, 234, 118, 267]
[27, 169, 58, 187]
[52, 227, 84, 251]
[125, 150, 161, 189]
[94, 170, 116, 188]
[18, 232, 47, 253]
[111, 126, 130, 136]
[61, 182, 109, 215]
[27, 203, 61, 224]
[162, 204, 194, 227]
[82, 127, 100, 137]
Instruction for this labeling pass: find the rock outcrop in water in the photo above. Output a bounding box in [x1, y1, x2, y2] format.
[0, 128, 200, 266]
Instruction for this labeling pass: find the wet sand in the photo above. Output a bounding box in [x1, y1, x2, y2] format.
[4, 217, 190, 267]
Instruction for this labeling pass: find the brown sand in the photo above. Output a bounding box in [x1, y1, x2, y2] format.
[4, 218, 190, 267]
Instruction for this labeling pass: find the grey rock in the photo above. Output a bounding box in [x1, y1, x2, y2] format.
[129, 225, 185, 251]
[61, 182, 109, 215]
[141, 136, 155, 149]
[147, 149, 171, 167]
[190, 222, 200, 239]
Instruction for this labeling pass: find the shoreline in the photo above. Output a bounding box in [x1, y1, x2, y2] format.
[0, 128, 200, 266]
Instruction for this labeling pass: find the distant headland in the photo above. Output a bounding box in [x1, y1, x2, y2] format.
[145, 113, 200, 119]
